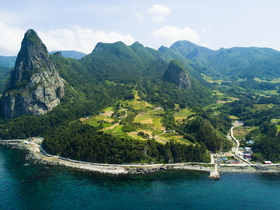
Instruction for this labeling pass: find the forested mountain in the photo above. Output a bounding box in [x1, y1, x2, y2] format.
[80, 41, 168, 82]
[0, 56, 16, 68]
[2, 29, 280, 164]
[168, 40, 280, 80]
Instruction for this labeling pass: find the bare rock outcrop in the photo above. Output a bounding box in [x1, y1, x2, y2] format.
[162, 59, 191, 89]
[1, 29, 65, 119]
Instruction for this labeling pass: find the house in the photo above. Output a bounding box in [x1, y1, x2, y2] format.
[154, 107, 163, 110]
[244, 153, 252, 159]
[244, 147, 252, 153]
[246, 140, 255, 144]
[165, 130, 175, 133]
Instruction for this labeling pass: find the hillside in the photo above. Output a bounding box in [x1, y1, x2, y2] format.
[80, 41, 168, 82]
[168, 40, 280, 80]
[2, 30, 280, 163]
[0, 55, 16, 68]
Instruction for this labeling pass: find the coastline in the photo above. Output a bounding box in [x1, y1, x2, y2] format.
[1, 139, 280, 176]
[0, 140, 214, 175]
[218, 164, 280, 173]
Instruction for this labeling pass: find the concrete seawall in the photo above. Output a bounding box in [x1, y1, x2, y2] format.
[2, 139, 280, 175]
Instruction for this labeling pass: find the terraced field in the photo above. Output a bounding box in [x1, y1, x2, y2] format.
[82, 91, 195, 144]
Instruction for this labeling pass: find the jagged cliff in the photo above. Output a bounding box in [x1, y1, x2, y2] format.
[162, 59, 191, 89]
[1, 29, 65, 119]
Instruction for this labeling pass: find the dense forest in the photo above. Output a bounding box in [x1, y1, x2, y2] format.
[42, 121, 210, 164]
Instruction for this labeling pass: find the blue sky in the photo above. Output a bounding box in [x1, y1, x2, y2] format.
[1, 0, 280, 55]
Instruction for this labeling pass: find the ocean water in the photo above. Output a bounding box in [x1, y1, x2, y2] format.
[1, 145, 280, 210]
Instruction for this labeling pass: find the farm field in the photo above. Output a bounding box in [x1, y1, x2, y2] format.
[233, 126, 256, 140]
[81, 91, 199, 144]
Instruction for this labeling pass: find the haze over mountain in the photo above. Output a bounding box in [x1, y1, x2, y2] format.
[49, 51, 87, 59]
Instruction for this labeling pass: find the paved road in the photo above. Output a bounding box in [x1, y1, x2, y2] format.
[230, 126, 252, 165]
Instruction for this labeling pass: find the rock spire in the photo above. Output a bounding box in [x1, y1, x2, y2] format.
[1, 29, 65, 119]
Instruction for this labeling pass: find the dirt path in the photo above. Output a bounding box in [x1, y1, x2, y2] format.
[103, 104, 127, 131]
[103, 123, 120, 131]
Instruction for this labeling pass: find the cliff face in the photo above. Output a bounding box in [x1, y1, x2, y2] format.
[1, 29, 65, 119]
[162, 59, 191, 89]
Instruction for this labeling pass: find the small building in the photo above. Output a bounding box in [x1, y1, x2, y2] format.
[244, 153, 252, 158]
[246, 140, 255, 144]
[165, 130, 175, 133]
[244, 147, 253, 154]
[244, 147, 251, 151]
[264, 161, 272, 164]
[154, 107, 163, 110]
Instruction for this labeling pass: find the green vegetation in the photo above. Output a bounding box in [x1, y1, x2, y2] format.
[42, 121, 210, 164]
[0, 65, 11, 92]
[3, 38, 280, 164]
[0, 56, 16, 68]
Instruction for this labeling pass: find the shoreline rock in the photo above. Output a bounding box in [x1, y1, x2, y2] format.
[2, 141, 280, 176]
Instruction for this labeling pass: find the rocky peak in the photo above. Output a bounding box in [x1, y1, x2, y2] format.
[162, 59, 191, 89]
[8, 29, 49, 88]
[93, 42, 104, 52]
[1, 29, 65, 119]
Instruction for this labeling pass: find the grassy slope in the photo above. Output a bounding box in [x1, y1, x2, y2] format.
[82, 90, 197, 144]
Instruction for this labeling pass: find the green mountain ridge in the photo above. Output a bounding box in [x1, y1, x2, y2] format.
[168, 41, 280, 80]
[2, 30, 280, 164]
[0, 56, 16, 68]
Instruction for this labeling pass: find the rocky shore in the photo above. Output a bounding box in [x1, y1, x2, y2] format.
[1, 140, 215, 175]
[2, 140, 280, 176]
[218, 165, 280, 173]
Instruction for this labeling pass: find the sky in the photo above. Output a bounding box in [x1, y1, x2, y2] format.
[1, 0, 280, 56]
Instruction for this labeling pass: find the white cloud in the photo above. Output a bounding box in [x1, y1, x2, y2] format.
[40, 27, 135, 54]
[152, 26, 200, 45]
[147, 4, 171, 23]
[0, 22, 25, 55]
[0, 23, 135, 55]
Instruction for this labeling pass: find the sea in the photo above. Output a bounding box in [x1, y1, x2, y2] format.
[1, 145, 280, 210]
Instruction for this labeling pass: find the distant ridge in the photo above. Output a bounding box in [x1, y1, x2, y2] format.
[50, 50, 87, 59]
[0, 56, 17, 68]
[0, 51, 86, 68]
[168, 40, 280, 80]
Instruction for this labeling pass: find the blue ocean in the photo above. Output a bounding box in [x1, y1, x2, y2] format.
[1, 145, 280, 210]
